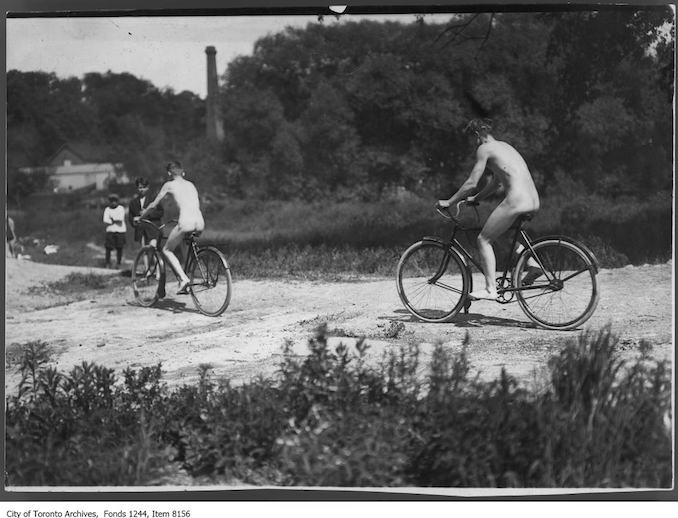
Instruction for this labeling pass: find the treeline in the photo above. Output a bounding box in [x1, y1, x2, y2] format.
[6, 8, 674, 202]
[6, 70, 207, 198]
[217, 9, 674, 199]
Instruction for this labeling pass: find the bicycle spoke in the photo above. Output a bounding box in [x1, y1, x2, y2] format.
[560, 267, 591, 283]
[189, 248, 232, 316]
[516, 240, 598, 330]
[432, 281, 464, 295]
[397, 241, 468, 322]
[132, 247, 161, 307]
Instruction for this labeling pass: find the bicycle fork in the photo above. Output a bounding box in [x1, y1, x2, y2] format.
[427, 246, 473, 314]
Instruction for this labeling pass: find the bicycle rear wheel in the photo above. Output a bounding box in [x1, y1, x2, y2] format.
[189, 246, 232, 317]
[396, 240, 470, 323]
[132, 246, 163, 307]
[514, 239, 599, 330]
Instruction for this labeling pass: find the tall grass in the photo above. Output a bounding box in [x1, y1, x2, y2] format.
[9, 192, 672, 273]
[5, 327, 672, 487]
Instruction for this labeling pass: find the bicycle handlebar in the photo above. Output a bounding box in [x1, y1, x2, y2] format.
[136, 218, 179, 244]
[137, 218, 178, 230]
[435, 199, 480, 226]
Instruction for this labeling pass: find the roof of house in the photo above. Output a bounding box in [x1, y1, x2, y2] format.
[47, 141, 113, 165]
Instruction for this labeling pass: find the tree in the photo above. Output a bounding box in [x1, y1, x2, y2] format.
[7, 168, 52, 208]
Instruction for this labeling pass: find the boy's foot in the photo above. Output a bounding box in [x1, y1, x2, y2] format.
[522, 266, 543, 286]
[176, 280, 190, 295]
[468, 289, 498, 301]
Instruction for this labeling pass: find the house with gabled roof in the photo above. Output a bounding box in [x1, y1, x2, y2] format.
[20, 141, 130, 192]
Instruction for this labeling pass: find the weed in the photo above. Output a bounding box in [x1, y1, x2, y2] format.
[12, 193, 672, 274]
[383, 321, 406, 339]
[5, 327, 672, 487]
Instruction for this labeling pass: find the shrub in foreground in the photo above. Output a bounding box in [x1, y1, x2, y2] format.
[5, 327, 672, 487]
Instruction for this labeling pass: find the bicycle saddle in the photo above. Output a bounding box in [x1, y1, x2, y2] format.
[184, 230, 202, 241]
[510, 212, 534, 229]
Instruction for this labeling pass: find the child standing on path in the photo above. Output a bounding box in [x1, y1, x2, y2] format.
[128, 177, 164, 248]
[103, 193, 127, 269]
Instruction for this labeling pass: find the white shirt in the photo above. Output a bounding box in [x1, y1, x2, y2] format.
[103, 205, 127, 233]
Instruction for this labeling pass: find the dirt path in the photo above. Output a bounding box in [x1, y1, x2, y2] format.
[4, 259, 673, 393]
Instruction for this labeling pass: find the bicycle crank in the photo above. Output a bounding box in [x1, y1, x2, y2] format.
[496, 278, 515, 303]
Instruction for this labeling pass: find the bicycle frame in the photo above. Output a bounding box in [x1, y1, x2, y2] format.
[139, 218, 204, 283]
[433, 214, 556, 300]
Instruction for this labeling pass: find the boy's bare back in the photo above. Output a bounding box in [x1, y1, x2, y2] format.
[165, 177, 201, 215]
[481, 140, 539, 211]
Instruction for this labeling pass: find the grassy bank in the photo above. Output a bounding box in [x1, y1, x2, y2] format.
[8, 192, 672, 277]
[5, 326, 672, 487]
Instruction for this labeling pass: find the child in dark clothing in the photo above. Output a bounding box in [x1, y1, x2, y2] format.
[128, 177, 164, 247]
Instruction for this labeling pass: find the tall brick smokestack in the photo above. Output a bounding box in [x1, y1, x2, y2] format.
[205, 46, 224, 142]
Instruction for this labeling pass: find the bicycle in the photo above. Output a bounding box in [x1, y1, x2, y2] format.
[131, 219, 232, 316]
[396, 200, 600, 330]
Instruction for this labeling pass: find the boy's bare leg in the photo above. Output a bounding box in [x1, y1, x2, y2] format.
[515, 243, 540, 268]
[516, 242, 543, 285]
[162, 225, 190, 291]
[472, 202, 519, 300]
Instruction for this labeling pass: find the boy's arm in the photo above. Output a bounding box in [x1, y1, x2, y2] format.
[468, 173, 498, 203]
[439, 146, 489, 207]
[103, 207, 113, 225]
[141, 184, 169, 218]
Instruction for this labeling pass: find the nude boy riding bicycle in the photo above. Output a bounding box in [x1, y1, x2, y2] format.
[141, 160, 205, 295]
[437, 119, 540, 301]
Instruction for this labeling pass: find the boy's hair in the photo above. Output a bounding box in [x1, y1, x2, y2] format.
[135, 177, 150, 188]
[464, 118, 493, 137]
[108, 193, 119, 201]
[166, 160, 182, 172]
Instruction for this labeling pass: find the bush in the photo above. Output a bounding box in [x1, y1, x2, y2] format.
[6, 345, 173, 486]
[558, 193, 672, 264]
[5, 326, 672, 487]
[11, 191, 672, 272]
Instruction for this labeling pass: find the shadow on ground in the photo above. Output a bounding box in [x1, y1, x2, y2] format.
[382, 308, 537, 329]
[127, 298, 200, 315]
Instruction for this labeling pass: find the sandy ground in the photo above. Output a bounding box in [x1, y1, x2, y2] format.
[4, 258, 674, 393]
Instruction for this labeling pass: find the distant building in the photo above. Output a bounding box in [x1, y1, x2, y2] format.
[19, 142, 129, 192]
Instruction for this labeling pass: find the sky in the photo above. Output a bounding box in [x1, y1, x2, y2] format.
[6, 13, 454, 98]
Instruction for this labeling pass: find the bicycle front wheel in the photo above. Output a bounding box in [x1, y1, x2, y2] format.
[132, 246, 163, 307]
[514, 239, 599, 330]
[189, 246, 232, 317]
[396, 240, 470, 323]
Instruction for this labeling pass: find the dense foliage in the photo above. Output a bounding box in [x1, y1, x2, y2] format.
[6, 70, 207, 195]
[6, 327, 672, 487]
[6, 8, 674, 202]
[11, 192, 672, 271]
[217, 9, 674, 198]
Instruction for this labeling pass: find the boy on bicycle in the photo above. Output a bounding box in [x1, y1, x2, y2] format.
[438, 119, 541, 301]
[140, 161, 205, 294]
